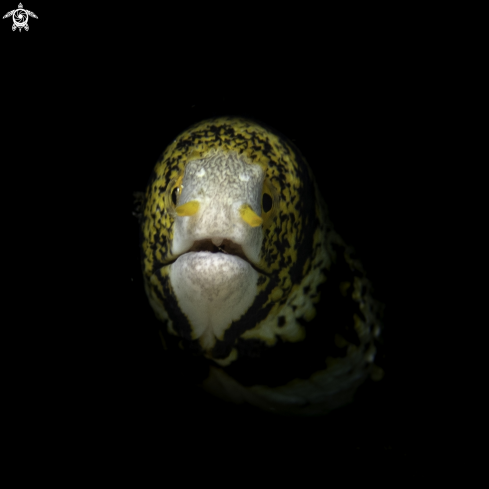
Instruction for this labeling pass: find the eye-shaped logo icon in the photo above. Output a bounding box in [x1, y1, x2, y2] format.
[3, 3, 38, 32]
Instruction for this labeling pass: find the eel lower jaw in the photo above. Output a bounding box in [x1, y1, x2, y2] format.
[171, 238, 265, 275]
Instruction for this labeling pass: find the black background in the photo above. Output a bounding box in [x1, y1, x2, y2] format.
[2, 6, 430, 457]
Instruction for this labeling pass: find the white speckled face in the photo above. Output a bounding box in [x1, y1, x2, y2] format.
[172, 151, 264, 264]
[168, 150, 265, 360]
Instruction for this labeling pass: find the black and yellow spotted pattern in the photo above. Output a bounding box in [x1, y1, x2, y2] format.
[138, 116, 384, 415]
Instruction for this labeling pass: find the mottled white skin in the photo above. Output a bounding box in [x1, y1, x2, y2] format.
[169, 252, 259, 352]
[169, 151, 264, 356]
[172, 151, 264, 264]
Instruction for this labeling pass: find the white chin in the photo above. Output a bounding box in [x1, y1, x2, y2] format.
[169, 252, 259, 352]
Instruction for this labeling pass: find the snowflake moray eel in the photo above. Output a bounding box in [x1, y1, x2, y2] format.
[137, 116, 384, 415]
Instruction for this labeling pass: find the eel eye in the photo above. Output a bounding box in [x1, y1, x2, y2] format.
[165, 174, 184, 216]
[261, 178, 280, 229]
[262, 192, 273, 213]
[171, 186, 179, 206]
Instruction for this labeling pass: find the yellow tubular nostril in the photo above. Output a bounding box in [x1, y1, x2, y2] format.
[239, 204, 263, 227]
[175, 200, 200, 217]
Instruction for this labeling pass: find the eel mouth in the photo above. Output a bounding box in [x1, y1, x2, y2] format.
[178, 238, 265, 275]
